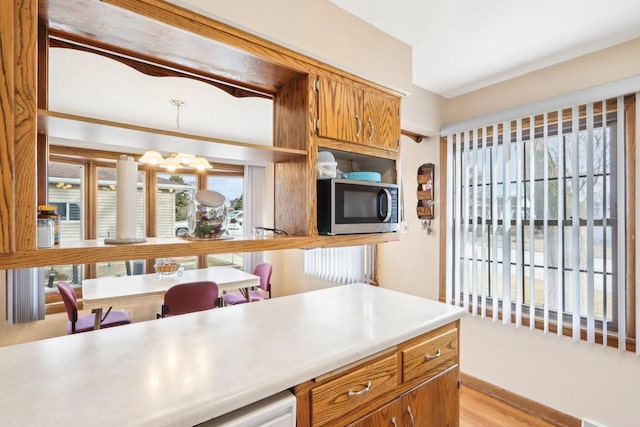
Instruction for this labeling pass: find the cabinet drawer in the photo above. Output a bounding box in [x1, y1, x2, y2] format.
[402, 328, 457, 383]
[311, 354, 398, 426]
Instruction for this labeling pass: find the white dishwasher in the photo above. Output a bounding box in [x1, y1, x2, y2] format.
[199, 390, 296, 427]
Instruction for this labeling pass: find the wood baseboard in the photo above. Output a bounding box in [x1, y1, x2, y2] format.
[459, 372, 581, 427]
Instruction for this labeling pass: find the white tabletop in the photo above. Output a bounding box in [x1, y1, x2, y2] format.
[0, 284, 465, 427]
[82, 266, 259, 309]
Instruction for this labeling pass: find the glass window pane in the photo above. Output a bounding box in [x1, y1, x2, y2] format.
[95, 166, 146, 278]
[205, 175, 244, 269]
[46, 161, 86, 291]
[156, 173, 196, 238]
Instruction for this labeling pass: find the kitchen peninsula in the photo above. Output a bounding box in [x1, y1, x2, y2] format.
[0, 284, 464, 426]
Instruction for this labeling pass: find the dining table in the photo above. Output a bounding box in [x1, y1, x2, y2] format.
[82, 266, 260, 313]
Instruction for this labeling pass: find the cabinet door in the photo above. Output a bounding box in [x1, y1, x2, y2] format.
[347, 398, 403, 427]
[317, 76, 362, 144]
[363, 91, 400, 151]
[401, 367, 459, 427]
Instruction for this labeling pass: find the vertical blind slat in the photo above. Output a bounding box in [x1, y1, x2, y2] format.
[556, 109, 565, 337]
[502, 121, 512, 325]
[455, 133, 463, 307]
[543, 112, 550, 333]
[491, 124, 500, 322]
[481, 127, 488, 318]
[616, 95, 627, 350]
[529, 116, 536, 330]
[586, 103, 596, 344]
[515, 119, 524, 327]
[462, 131, 471, 311]
[571, 106, 581, 341]
[602, 100, 608, 348]
[472, 130, 479, 316]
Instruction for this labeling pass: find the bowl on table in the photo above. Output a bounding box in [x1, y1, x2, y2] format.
[154, 262, 182, 278]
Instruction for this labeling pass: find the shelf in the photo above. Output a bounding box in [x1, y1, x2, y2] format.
[317, 137, 399, 160]
[38, 110, 307, 164]
[0, 233, 401, 270]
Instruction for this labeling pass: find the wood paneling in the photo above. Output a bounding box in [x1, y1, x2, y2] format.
[274, 75, 315, 236]
[40, 0, 304, 96]
[14, 0, 38, 253]
[0, 0, 16, 253]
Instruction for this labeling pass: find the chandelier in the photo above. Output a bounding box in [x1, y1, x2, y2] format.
[138, 99, 212, 171]
[138, 151, 213, 171]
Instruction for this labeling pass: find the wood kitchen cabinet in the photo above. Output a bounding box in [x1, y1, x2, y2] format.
[294, 321, 460, 427]
[0, 0, 403, 267]
[316, 76, 400, 151]
[349, 367, 459, 427]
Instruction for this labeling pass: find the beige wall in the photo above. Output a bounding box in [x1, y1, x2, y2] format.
[446, 36, 640, 124]
[447, 37, 640, 427]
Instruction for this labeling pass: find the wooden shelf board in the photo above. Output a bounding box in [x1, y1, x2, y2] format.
[38, 110, 307, 164]
[0, 233, 401, 270]
[317, 138, 399, 160]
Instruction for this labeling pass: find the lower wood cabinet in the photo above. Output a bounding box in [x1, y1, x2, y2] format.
[293, 321, 460, 427]
[348, 367, 459, 427]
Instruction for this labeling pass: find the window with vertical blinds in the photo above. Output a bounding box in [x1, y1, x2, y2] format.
[444, 94, 637, 350]
[304, 245, 376, 285]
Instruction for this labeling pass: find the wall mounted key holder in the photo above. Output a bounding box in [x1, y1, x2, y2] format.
[417, 163, 435, 234]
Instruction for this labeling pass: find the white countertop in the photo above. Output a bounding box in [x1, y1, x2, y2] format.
[0, 284, 465, 427]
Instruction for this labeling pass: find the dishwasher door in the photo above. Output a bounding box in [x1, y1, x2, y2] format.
[199, 390, 296, 427]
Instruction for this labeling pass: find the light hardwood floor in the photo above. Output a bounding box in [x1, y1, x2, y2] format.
[460, 385, 557, 427]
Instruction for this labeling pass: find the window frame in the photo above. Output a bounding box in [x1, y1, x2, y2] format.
[44, 147, 245, 313]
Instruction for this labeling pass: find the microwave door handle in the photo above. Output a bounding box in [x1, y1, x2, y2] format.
[378, 188, 392, 222]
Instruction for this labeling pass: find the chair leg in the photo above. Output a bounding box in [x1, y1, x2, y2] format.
[91, 308, 103, 330]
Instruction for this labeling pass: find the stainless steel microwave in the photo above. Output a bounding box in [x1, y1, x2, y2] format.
[317, 179, 400, 235]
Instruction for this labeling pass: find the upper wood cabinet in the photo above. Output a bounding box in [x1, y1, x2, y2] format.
[316, 76, 400, 151]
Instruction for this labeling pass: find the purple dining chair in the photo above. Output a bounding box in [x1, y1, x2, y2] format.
[222, 263, 272, 305]
[57, 281, 132, 334]
[157, 281, 219, 318]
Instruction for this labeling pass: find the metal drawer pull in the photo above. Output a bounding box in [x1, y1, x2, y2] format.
[347, 380, 372, 397]
[407, 405, 415, 425]
[355, 114, 362, 138]
[391, 416, 398, 426]
[425, 348, 442, 361]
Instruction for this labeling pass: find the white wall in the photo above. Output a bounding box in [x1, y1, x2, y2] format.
[447, 37, 640, 427]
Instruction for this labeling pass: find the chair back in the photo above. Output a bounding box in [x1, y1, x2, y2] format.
[253, 262, 272, 292]
[57, 282, 78, 323]
[161, 281, 219, 317]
